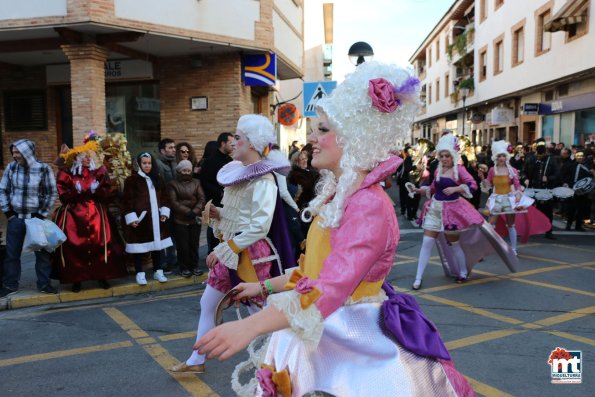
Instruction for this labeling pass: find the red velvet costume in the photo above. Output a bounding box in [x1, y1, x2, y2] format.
[52, 166, 126, 283]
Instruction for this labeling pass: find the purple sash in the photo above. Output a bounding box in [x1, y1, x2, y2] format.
[381, 282, 451, 360]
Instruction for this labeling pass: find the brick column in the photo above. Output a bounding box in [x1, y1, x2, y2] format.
[61, 44, 109, 141]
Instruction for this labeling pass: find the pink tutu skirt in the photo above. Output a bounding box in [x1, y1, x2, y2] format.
[420, 198, 485, 233]
[207, 239, 273, 293]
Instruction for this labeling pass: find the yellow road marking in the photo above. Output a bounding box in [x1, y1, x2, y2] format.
[547, 331, 595, 347]
[103, 307, 150, 339]
[511, 278, 595, 297]
[465, 375, 515, 397]
[143, 343, 219, 397]
[446, 329, 525, 350]
[159, 331, 196, 342]
[534, 306, 595, 327]
[518, 254, 569, 265]
[0, 289, 203, 320]
[103, 307, 219, 396]
[551, 244, 595, 254]
[0, 341, 133, 367]
[418, 294, 524, 325]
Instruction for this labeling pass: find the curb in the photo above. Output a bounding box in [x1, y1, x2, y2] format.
[0, 274, 207, 311]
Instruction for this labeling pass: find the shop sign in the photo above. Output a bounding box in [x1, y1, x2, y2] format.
[243, 52, 277, 86]
[522, 103, 540, 115]
[47, 60, 153, 84]
[491, 107, 515, 125]
[551, 101, 563, 112]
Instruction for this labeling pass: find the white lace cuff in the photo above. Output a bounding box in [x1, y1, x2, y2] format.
[159, 207, 170, 218]
[268, 290, 324, 346]
[213, 241, 239, 270]
[124, 212, 139, 225]
[459, 184, 473, 199]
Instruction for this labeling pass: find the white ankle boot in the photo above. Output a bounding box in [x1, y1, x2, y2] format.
[154, 269, 168, 283]
[136, 272, 147, 286]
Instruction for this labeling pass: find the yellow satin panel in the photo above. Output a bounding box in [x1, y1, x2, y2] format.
[291, 216, 383, 304]
[493, 175, 511, 195]
[260, 364, 292, 397]
[227, 239, 241, 254]
[236, 250, 258, 282]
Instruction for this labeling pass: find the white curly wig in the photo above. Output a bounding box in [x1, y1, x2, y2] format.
[302, 61, 420, 228]
[491, 140, 515, 178]
[237, 114, 276, 156]
[435, 133, 460, 181]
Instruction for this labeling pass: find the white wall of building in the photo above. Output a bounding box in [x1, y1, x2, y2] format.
[115, 0, 259, 40]
[273, 10, 304, 68]
[275, 0, 303, 35]
[471, 0, 595, 108]
[0, 0, 66, 19]
[417, 0, 595, 124]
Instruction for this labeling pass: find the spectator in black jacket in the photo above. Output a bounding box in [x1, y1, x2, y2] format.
[199, 132, 235, 253]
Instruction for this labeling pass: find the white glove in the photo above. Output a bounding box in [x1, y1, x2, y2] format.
[75, 181, 82, 193]
[90, 180, 100, 194]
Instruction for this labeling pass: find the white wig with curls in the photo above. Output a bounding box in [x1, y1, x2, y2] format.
[303, 61, 420, 228]
[237, 114, 276, 156]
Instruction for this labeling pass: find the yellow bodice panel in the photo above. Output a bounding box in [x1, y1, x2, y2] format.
[296, 216, 383, 301]
[493, 175, 511, 195]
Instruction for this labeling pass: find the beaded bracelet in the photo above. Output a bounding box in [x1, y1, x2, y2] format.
[264, 279, 274, 295]
[259, 280, 268, 298]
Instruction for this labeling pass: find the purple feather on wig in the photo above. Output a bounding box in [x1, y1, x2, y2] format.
[393, 76, 420, 104]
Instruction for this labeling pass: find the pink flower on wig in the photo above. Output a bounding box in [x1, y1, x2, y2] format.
[256, 368, 277, 397]
[295, 276, 315, 294]
[368, 78, 399, 113]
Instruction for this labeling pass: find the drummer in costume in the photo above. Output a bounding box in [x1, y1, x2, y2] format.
[194, 62, 475, 397]
[522, 138, 560, 239]
[169, 114, 291, 374]
[484, 141, 533, 255]
[564, 150, 593, 231]
[52, 135, 126, 292]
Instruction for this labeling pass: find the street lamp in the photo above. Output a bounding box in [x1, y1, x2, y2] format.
[459, 87, 469, 111]
[348, 42, 374, 66]
[460, 87, 470, 136]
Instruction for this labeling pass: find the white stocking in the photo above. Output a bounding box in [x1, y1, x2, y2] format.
[508, 225, 517, 251]
[451, 242, 467, 278]
[186, 285, 225, 365]
[415, 236, 436, 282]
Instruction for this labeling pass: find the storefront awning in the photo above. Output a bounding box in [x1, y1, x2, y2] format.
[544, 0, 589, 32]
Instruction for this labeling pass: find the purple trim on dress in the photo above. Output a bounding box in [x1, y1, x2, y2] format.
[217, 160, 291, 187]
[381, 282, 451, 360]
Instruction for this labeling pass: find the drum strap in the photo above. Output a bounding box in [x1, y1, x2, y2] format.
[574, 164, 589, 183]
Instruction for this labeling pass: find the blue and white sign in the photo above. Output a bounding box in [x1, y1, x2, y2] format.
[243, 52, 277, 86]
[303, 81, 337, 117]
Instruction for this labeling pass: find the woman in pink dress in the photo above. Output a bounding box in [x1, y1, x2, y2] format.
[411, 133, 485, 289]
[485, 140, 551, 251]
[194, 62, 475, 397]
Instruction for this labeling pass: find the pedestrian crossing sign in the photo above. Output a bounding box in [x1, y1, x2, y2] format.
[303, 81, 337, 117]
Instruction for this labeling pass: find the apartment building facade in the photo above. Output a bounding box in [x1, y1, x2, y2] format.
[0, 0, 304, 166]
[409, 0, 594, 147]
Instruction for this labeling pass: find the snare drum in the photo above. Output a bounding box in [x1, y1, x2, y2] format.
[552, 186, 574, 200]
[534, 189, 553, 201]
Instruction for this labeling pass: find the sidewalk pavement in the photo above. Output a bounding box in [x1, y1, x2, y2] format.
[0, 220, 209, 311]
